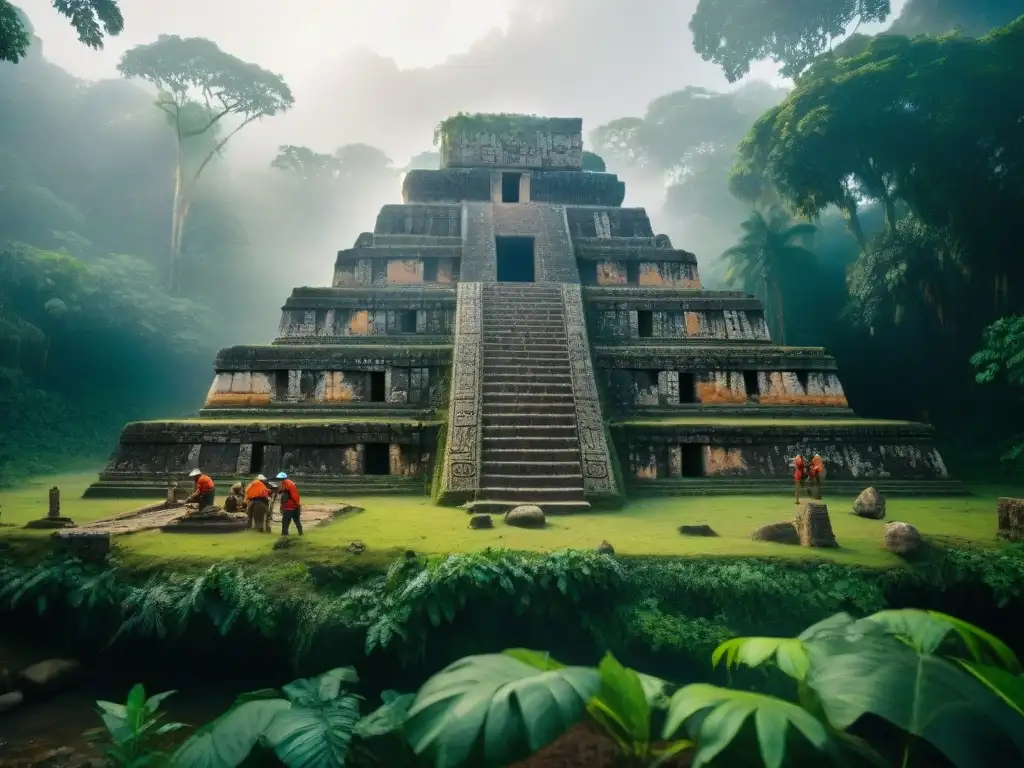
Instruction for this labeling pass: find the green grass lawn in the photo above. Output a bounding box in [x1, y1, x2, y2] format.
[3, 470, 1017, 570]
[612, 417, 916, 427]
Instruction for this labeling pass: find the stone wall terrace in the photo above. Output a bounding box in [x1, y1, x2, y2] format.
[566, 207, 654, 238]
[439, 118, 583, 169]
[592, 345, 837, 370]
[214, 344, 452, 370]
[374, 204, 462, 236]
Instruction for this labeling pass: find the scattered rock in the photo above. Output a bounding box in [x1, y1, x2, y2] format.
[272, 536, 296, 551]
[750, 521, 800, 545]
[505, 505, 546, 528]
[885, 522, 921, 555]
[596, 540, 615, 555]
[997, 497, 1024, 542]
[0, 690, 23, 713]
[679, 524, 718, 537]
[795, 502, 838, 548]
[469, 515, 493, 529]
[852, 487, 886, 519]
[347, 540, 366, 555]
[19, 658, 79, 693]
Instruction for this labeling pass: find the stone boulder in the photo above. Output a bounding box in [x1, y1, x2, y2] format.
[679, 524, 717, 537]
[853, 487, 886, 519]
[751, 521, 799, 545]
[469, 514, 493, 530]
[505, 505, 546, 528]
[19, 658, 80, 694]
[0, 690, 23, 713]
[997, 498, 1024, 542]
[596, 540, 615, 555]
[795, 502, 838, 548]
[885, 522, 921, 555]
[347, 540, 367, 555]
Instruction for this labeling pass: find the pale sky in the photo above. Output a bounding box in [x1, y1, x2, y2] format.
[16, 0, 906, 167]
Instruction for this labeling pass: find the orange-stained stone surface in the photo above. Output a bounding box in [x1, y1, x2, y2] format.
[696, 381, 746, 404]
[386, 259, 422, 284]
[322, 372, 357, 402]
[348, 310, 371, 334]
[596, 261, 627, 285]
[705, 446, 746, 474]
[204, 392, 271, 406]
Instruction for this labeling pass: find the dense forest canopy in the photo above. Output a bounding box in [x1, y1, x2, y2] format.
[1, 1, 1023, 481]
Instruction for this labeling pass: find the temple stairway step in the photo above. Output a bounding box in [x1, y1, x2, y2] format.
[483, 435, 579, 450]
[485, 392, 576, 405]
[477, 487, 587, 502]
[482, 461, 582, 476]
[482, 383, 572, 396]
[482, 448, 582, 462]
[482, 344, 569, 354]
[484, 372, 571, 385]
[482, 402, 576, 414]
[482, 413, 577, 427]
[482, 424, 578, 437]
[483, 363, 572, 374]
[481, 473, 585, 489]
[463, 500, 592, 515]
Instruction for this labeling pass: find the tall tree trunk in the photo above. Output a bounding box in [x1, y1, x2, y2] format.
[169, 131, 185, 292]
[841, 197, 868, 252]
[773, 279, 786, 345]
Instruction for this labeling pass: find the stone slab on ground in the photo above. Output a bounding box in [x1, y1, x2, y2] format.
[751, 521, 799, 545]
[997, 497, 1024, 542]
[796, 502, 838, 548]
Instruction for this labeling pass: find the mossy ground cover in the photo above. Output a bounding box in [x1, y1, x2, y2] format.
[1, 471, 1013, 570]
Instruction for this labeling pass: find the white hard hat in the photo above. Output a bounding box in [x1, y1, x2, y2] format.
[257, 474, 267, 481]
[188, 469, 201, 477]
[276, 472, 288, 480]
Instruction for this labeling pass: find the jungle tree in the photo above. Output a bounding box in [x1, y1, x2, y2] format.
[117, 35, 294, 290]
[721, 208, 817, 344]
[0, 0, 122, 63]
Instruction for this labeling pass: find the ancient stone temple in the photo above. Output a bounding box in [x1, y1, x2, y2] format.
[87, 114, 961, 508]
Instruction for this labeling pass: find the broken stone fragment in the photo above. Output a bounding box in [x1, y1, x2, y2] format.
[469, 514, 493, 529]
[679, 524, 717, 537]
[997, 497, 1024, 542]
[505, 505, 546, 528]
[853, 487, 886, 519]
[19, 658, 80, 694]
[0, 689, 23, 713]
[885, 521, 921, 555]
[596, 540, 615, 555]
[750, 521, 800, 545]
[795, 502, 838, 548]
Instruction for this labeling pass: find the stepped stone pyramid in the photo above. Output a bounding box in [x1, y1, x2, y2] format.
[87, 115, 962, 506]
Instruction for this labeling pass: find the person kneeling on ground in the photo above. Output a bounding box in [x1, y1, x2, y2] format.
[223, 482, 245, 513]
[245, 474, 272, 532]
[185, 469, 215, 509]
[276, 472, 303, 536]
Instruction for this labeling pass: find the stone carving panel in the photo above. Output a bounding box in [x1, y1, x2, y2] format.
[560, 284, 617, 496]
[440, 282, 483, 496]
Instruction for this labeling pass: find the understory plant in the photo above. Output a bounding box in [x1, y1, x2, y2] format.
[84, 684, 186, 767]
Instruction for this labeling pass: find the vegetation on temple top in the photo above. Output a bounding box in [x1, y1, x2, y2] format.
[0, 0, 123, 63]
[432, 112, 581, 146]
[582, 150, 607, 172]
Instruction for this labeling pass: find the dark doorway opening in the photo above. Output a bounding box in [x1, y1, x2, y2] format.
[680, 444, 703, 477]
[299, 371, 317, 400]
[501, 172, 521, 203]
[398, 310, 417, 333]
[637, 310, 654, 338]
[795, 370, 810, 391]
[423, 259, 438, 281]
[249, 443, 265, 474]
[369, 371, 387, 402]
[496, 236, 535, 282]
[678, 372, 696, 403]
[743, 370, 760, 399]
[626, 262, 639, 284]
[364, 443, 390, 475]
[274, 370, 289, 400]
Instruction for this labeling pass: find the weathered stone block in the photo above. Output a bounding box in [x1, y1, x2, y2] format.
[853, 487, 886, 519]
[505, 505, 546, 528]
[751, 521, 799, 545]
[469, 514, 493, 529]
[997, 497, 1024, 541]
[795, 502, 838, 548]
[885, 521, 921, 554]
[679, 524, 717, 537]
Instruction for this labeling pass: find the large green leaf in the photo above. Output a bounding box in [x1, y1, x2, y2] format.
[355, 690, 415, 740]
[957, 661, 1024, 718]
[712, 637, 810, 681]
[863, 610, 1021, 671]
[403, 651, 601, 767]
[265, 694, 361, 768]
[662, 684, 831, 768]
[172, 699, 291, 768]
[587, 653, 652, 753]
[282, 667, 358, 706]
[805, 631, 1024, 768]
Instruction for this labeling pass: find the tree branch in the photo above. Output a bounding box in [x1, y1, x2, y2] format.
[186, 113, 261, 190]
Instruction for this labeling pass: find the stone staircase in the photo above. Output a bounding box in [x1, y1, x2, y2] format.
[476, 282, 590, 512]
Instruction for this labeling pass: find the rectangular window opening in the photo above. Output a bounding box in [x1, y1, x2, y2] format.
[369, 371, 387, 402]
[496, 236, 535, 283]
[423, 259, 438, 281]
[364, 443, 391, 475]
[398, 310, 417, 333]
[274, 370, 289, 400]
[680, 444, 703, 477]
[626, 261, 639, 284]
[249, 443, 265, 474]
[637, 310, 654, 338]
[743, 370, 760, 399]
[299, 370, 317, 400]
[501, 172, 521, 203]
[678, 372, 696, 404]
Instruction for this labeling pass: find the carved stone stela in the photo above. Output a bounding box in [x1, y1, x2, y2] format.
[440, 282, 483, 497]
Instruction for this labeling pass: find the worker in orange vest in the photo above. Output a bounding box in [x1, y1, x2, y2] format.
[185, 468, 215, 509]
[245, 474, 272, 532]
[275, 472, 303, 535]
[809, 455, 825, 500]
[791, 455, 806, 505]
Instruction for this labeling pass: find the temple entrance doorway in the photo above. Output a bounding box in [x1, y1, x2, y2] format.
[495, 236, 535, 282]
